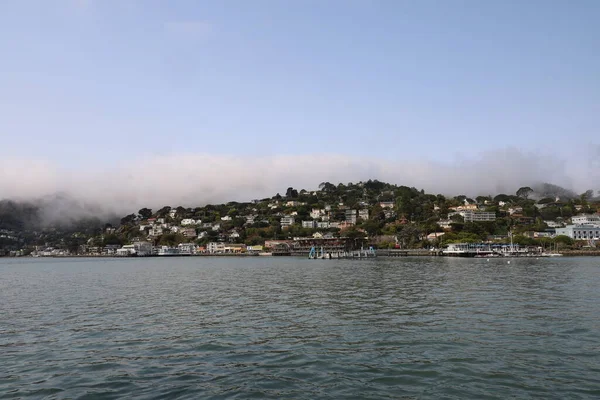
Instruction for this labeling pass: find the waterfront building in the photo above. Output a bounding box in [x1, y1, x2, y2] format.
[555, 225, 600, 240]
[223, 244, 246, 253]
[177, 243, 196, 254]
[207, 242, 225, 253]
[117, 241, 153, 256]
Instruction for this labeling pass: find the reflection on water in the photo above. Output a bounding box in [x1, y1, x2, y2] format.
[1, 256, 599, 399]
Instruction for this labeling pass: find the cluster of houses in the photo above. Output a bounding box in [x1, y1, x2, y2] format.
[13, 191, 600, 257]
[295, 202, 395, 230]
[74, 241, 266, 257]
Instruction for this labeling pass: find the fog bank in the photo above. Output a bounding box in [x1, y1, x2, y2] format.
[1, 147, 598, 219]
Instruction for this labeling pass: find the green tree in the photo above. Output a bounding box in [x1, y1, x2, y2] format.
[516, 186, 533, 199]
[156, 206, 172, 217]
[120, 214, 136, 226]
[158, 233, 186, 246]
[103, 234, 123, 246]
[494, 194, 511, 203]
[554, 235, 574, 247]
[138, 208, 153, 220]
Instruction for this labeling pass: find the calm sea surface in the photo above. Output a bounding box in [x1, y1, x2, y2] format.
[1, 256, 599, 399]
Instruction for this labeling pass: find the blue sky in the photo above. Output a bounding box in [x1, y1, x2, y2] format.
[0, 1, 599, 204]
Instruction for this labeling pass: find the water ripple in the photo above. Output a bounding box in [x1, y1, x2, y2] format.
[1, 256, 599, 399]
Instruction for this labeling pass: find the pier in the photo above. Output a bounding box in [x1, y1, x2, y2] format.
[377, 249, 438, 257]
[308, 246, 376, 259]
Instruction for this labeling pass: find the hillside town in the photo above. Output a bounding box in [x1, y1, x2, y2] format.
[2, 181, 600, 257]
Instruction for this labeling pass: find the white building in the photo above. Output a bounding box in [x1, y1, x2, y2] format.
[281, 215, 295, 228]
[116, 245, 134, 256]
[118, 241, 153, 256]
[286, 201, 306, 207]
[544, 220, 563, 228]
[438, 219, 453, 229]
[221, 215, 232, 221]
[317, 221, 330, 229]
[426, 232, 445, 241]
[181, 219, 198, 226]
[555, 225, 600, 240]
[379, 201, 394, 209]
[508, 207, 523, 215]
[571, 214, 600, 226]
[383, 209, 396, 219]
[177, 243, 197, 254]
[461, 211, 496, 222]
[149, 226, 163, 237]
[207, 242, 225, 253]
[181, 228, 197, 238]
[358, 209, 369, 220]
[310, 209, 323, 219]
[345, 209, 357, 224]
[302, 220, 317, 229]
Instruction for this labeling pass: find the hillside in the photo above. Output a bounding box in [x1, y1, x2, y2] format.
[2, 180, 597, 255]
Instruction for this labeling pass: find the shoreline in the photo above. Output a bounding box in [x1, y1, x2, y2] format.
[6, 251, 600, 259]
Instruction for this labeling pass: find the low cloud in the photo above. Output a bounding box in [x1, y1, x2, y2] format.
[1, 147, 598, 219]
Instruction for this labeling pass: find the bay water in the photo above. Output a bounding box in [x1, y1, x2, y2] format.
[1, 256, 599, 399]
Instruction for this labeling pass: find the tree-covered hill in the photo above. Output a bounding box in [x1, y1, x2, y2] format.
[1, 180, 598, 254]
